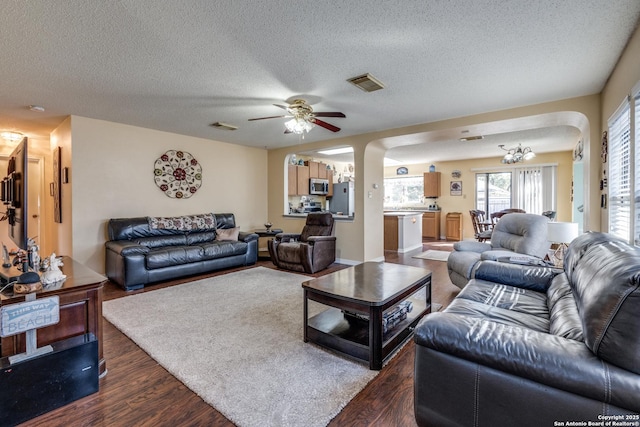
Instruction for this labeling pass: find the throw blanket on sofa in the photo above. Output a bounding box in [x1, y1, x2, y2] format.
[148, 213, 216, 231]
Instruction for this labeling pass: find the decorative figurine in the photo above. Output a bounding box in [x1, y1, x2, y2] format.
[41, 253, 67, 286]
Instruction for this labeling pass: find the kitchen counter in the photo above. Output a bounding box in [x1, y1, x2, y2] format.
[384, 211, 423, 252]
[384, 207, 441, 212]
[384, 211, 428, 216]
[284, 212, 354, 220]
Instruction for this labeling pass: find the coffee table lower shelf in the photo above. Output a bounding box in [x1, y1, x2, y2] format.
[306, 298, 429, 369]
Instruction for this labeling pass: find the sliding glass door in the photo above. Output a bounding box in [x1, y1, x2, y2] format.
[476, 172, 512, 215]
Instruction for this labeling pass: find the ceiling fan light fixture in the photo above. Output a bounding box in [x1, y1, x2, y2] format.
[285, 117, 314, 134]
[347, 73, 385, 92]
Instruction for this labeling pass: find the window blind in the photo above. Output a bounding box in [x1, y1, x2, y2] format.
[608, 98, 631, 241]
[634, 91, 640, 245]
[514, 166, 556, 214]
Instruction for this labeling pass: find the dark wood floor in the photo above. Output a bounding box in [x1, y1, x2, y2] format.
[21, 241, 460, 427]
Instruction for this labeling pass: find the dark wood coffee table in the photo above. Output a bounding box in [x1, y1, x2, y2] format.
[302, 262, 431, 370]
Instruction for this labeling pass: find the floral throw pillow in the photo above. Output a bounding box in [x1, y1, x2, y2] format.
[149, 213, 216, 231]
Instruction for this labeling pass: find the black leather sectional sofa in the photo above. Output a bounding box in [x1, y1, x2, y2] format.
[105, 213, 258, 290]
[414, 231, 640, 426]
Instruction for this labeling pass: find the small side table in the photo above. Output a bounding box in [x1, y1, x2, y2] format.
[254, 229, 283, 260]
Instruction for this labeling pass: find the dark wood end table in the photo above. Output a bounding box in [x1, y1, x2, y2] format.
[302, 262, 431, 370]
[254, 228, 283, 260]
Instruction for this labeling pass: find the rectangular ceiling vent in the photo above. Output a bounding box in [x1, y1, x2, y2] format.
[459, 135, 484, 142]
[347, 73, 385, 92]
[210, 122, 238, 131]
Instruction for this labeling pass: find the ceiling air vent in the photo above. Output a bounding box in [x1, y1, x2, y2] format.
[347, 73, 385, 92]
[459, 135, 484, 142]
[210, 122, 238, 131]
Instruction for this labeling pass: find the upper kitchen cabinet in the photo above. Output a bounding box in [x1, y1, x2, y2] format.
[305, 160, 328, 179]
[423, 172, 441, 197]
[288, 164, 310, 196]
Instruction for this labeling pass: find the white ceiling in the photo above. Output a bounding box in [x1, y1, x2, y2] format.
[1, 1, 639, 164]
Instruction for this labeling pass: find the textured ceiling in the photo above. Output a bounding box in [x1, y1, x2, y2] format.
[1, 1, 639, 163]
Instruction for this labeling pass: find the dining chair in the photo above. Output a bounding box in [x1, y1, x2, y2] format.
[470, 210, 492, 242]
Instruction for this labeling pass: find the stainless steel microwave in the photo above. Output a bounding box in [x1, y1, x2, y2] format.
[309, 178, 329, 195]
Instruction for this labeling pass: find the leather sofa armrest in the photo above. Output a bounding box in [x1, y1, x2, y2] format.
[306, 236, 336, 243]
[415, 313, 640, 412]
[453, 240, 491, 252]
[238, 231, 258, 243]
[275, 233, 301, 242]
[474, 260, 561, 292]
[105, 240, 149, 256]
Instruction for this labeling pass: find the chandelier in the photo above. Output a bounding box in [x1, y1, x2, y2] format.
[499, 144, 536, 164]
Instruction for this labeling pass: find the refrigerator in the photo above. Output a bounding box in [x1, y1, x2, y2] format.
[330, 182, 355, 216]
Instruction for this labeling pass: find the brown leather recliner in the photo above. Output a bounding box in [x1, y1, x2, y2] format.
[268, 212, 336, 273]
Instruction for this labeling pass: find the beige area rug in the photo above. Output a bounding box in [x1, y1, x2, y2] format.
[412, 249, 451, 261]
[102, 267, 378, 427]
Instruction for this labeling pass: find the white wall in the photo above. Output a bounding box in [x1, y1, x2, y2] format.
[59, 116, 268, 273]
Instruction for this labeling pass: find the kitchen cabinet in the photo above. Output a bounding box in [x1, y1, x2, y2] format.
[288, 164, 310, 196]
[446, 212, 463, 241]
[305, 161, 328, 179]
[423, 172, 441, 197]
[422, 211, 441, 239]
[288, 164, 297, 195]
[297, 165, 310, 195]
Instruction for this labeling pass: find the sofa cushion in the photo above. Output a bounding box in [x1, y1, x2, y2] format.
[490, 213, 550, 259]
[135, 234, 187, 248]
[446, 279, 550, 332]
[146, 245, 204, 269]
[200, 241, 248, 260]
[186, 231, 217, 245]
[547, 274, 583, 341]
[215, 227, 240, 241]
[565, 232, 640, 375]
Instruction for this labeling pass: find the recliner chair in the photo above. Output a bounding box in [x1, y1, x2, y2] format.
[447, 213, 550, 288]
[268, 212, 336, 273]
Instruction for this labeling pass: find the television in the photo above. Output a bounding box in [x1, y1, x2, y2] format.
[1, 137, 29, 252]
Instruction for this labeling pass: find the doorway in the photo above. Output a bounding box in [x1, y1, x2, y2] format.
[0, 157, 43, 252]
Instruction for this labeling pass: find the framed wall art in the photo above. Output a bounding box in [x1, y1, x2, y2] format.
[52, 146, 62, 223]
[450, 181, 462, 196]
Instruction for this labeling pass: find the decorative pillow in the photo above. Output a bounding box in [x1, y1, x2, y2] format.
[215, 227, 240, 241]
[148, 213, 216, 231]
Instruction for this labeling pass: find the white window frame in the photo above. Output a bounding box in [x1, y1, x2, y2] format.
[607, 80, 640, 246]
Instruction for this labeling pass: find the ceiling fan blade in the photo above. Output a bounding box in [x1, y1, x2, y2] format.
[273, 104, 289, 110]
[313, 112, 346, 118]
[248, 115, 288, 121]
[312, 118, 341, 132]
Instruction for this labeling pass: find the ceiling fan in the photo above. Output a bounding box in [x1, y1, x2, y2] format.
[248, 99, 345, 135]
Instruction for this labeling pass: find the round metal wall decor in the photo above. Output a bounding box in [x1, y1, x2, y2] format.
[154, 150, 202, 199]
